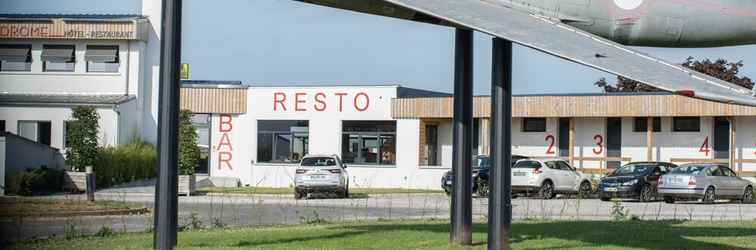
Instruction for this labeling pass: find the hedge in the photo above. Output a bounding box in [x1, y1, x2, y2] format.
[6, 167, 64, 195]
[94, 139, 157, 188]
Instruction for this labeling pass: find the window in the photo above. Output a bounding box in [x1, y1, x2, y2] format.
[722, 167, 737, 177]
[0, 120, 5, 132]
[341, 121, 396, 165]
[86, 45, 119, 73]
[0, 44, 32, 72]
[673, 117, 700, 132]
[257, 120, 309, 163]
[633, 117, 661, 132]
[42, 45, 75, 72]
[192, 114, 211, 173]
[522, 118, 546, 132]
[513, 160, 541, 169]
[18, 121, 51, 145]
[425, 124, 439, 166]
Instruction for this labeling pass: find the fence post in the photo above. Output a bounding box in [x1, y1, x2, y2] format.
[85, 166, 95, 202]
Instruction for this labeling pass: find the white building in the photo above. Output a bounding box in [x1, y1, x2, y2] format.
[180, 85, 756, 190]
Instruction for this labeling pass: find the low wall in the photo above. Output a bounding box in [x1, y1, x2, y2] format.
[2, 132, 65, 179]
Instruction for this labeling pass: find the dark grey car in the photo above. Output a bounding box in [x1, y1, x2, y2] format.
[658, 164, 754, 204]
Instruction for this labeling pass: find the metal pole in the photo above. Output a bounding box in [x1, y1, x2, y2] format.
[154, 0, 182, 249]
[487, 38, 513, 250]
[450, 28, 474, 246]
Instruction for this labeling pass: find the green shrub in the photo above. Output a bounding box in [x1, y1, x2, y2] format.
[94, 139, 157, 188]
[6, 167, 64, 195]
[66, 106, 100, 172]
[178, 110, 200, 175]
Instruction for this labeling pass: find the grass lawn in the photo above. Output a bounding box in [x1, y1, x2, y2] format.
[197, 187, 444, 196]
[0, 196, 142, 217]
[11, 219, 756, 250]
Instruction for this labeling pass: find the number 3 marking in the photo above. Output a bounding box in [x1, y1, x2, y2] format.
[545, 135, 556, 155]
[593, 135, 604, 155]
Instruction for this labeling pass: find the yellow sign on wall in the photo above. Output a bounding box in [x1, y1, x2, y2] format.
[180, 63, 189, 80]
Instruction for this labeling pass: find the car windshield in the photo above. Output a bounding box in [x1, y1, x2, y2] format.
[513, 161, 541, 169]
[613, 164, 655, 175]
[473, 157, 490, 169]
[300, 157, 337, 167]
[670, 165, 708, 175]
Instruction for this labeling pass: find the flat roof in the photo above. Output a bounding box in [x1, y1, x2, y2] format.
[0, 14, 146, 21]
[0, 94, 135, 107]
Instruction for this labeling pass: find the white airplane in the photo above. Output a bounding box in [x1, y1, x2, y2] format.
[295, 0, 756, 106]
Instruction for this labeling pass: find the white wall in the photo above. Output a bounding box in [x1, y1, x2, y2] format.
[140, 0, 163, 143]
[736, 117, 756, 172]
[0, 106, 121, 150]
[511, 117, 559, 157]
[0, 40, 133, 95]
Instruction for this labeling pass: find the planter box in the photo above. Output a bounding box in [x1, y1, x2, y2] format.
[63, 171, 87, 192]
[178, 174, 196, 196]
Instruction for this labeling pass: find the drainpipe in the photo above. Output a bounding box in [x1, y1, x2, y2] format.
[124, 42, 131, 96]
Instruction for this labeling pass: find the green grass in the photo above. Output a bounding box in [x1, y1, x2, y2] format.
[197, 187, 444, 196]
[11, 219, 756, 250]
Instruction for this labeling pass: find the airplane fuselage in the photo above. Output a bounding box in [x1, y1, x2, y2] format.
[297, 0, 756, 48]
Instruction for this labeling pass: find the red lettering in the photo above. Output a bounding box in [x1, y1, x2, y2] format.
[593, 135, 604, 155]
[218, 152, 233, 170]
[219, 114, 233, 132]
[314, 92, 327, 111]
[273, 92, 287, 111]
[335, 93, 348, 112]
[545, 135, 556, 155]
[218, 133, 233, 151]
[295, 92, 307, 112]
[0, 26, 8, 36]
[353, 92, 370, 112]
[699, 137, 710, 157]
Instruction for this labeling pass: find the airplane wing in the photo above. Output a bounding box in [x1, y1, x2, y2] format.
[378, 0, 756, 106]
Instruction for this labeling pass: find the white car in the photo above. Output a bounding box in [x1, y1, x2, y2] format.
[294, 154, 350, 199]
[511, 159, 593, 199]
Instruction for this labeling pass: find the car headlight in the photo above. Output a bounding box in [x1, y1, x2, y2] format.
[621, 179, 639, 186]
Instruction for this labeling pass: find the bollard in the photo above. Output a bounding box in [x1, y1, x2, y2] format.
[85, 166, 95, 202]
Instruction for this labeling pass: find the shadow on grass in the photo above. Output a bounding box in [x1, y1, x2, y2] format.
[217, 220, 756, 249]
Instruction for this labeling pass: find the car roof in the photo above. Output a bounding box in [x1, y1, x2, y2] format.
[302, 154, 338, 158]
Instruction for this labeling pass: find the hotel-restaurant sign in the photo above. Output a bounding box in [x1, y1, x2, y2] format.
[0, 19, 147, 41]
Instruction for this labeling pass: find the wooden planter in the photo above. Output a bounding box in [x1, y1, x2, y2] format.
[178, 174, 196, 196]
[63, 171, 87, 192]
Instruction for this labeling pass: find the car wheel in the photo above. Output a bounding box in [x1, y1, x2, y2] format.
[578, 181, 592, 199]
[539, 181, 555, 200]
[294, 191, 305, 200]
[639, 185, 654, 203]
[663, 196, 675, 204]
[344, 186, 350, 199]
[742, 186, 754, 204]
[702, 187, 716, 204]
[476, 178, 489, 198]
[600, 197, 611, 202]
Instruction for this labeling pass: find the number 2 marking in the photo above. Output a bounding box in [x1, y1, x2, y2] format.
[699, 136, 710, 157]
[593, 135, 604, 155]
[545, 135, 555, 155]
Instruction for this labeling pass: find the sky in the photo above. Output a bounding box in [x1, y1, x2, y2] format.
[2, 0, 755, 95]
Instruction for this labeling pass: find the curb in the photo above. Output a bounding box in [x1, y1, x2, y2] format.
[1, 207, 151, 218]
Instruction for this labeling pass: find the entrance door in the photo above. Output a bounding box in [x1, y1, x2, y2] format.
[713, 117, 730, 160]
[606, 118, 622, 169]
[558, 118, 570, 157]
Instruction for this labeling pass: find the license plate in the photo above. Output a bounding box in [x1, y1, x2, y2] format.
[604, 187, 618, 192]
[671, 178, 683, 184]
[310, 175, 325, 180]
[513, 172, 526, 176]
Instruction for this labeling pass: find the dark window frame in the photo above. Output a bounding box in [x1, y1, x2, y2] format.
[341, 121, 397, 165]
[42, 44, 76, 72]
[17, 120, 52, 146]
[0, 44, 32, 72]
[256, 120, 309, 164]
[522, 118, 547, 133]
[85, 45, 120, 73]
[673, 117, 701, 132]
[0, 120, 5, 132]
[633, 117, 662, 132]
[425, 123, 439, 166]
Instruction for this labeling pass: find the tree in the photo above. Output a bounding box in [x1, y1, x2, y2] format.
[595, 57, 754, 92]
[66, 106, 100, 172]
[178, 110, 200, 175]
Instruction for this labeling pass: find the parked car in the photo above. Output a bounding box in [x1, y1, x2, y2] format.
[442, 155, 528, 197]
[598, 162, 678, 202]
[293, 155, 349, 199]
[511, 158, 593, 199]
[659, 164, 754, 204]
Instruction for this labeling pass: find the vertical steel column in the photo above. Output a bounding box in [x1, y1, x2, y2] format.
[154, 0, 182, 249]
[487, 38, 513, 250]
[450, 28, 474, 246]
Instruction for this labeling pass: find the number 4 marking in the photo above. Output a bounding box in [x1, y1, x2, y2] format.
[699, 136, 710, 157]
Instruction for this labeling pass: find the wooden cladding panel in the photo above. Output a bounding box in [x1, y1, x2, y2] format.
[392, 95, 756, 118]
[0, 19, 145, 40]
[180, 88, 247, 114]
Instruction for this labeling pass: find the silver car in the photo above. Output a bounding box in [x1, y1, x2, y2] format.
[511, 159, 593, 199]
[658, 164, 754, 204]
[294, 155, 349, 199]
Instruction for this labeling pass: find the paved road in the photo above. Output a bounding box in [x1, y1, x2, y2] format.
[3, 192, 756, 241]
